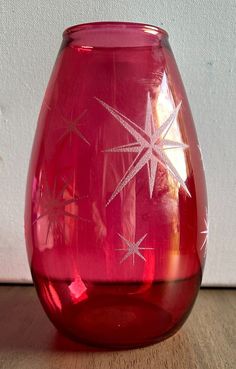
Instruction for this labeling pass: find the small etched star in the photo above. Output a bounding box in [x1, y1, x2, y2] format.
[96, 93, 190, 206]
[33, 178, 88, 244]
[43, 100, 52, 111]
[200, 217, 209, 259]
[116, 233, 154, 265]
[58, 110, 90, 145]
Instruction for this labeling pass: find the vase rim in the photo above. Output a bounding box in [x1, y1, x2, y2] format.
[63, 21, 168, 48]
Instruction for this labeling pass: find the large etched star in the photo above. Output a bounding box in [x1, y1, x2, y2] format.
[96, 94, 190, 206]
[33, 178, 88, 244]
[116, 233, 154, 265]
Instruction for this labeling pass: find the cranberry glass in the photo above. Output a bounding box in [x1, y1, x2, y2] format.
[25, 22, 207, 348]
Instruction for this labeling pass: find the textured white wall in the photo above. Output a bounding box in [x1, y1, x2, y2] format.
[0, 0, 235, 285]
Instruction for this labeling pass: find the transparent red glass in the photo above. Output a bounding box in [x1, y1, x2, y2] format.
[25, 22, 207, 349]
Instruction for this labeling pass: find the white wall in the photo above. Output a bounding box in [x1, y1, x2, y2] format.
[0, 0, 235, 285]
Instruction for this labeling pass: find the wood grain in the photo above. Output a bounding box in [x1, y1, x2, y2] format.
[0, 286, 235, 369]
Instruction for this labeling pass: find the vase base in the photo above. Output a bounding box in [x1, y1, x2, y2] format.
[33, 272, 201, 349]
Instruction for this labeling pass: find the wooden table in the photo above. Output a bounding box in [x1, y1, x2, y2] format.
[0, 286, 235, 369]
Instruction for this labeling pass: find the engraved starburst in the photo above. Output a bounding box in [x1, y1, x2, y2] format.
[96, 94, 190, 206]
[58, 110, 90, 145]
[116, 233, 154, 265]
[33, 178, 88, 244]
[200, 218, 209, 249]
[200, 217, 209, 259]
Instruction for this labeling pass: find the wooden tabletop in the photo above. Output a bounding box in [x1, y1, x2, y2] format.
[0, 286, 235, 369]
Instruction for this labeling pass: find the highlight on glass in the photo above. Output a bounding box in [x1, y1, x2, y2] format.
[25, 21, 207, 348]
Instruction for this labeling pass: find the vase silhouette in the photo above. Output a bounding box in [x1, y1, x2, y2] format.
[25, 21, 207, 348]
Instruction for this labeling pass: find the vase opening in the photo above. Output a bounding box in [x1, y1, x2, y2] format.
[63, 21, 168, 48]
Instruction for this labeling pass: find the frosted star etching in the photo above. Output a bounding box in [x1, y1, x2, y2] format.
[58, 110, 90, 145]
[96, 94, 190, 206]
[116, 233, 154, 265]
[200, 216, 209, 259]
[33, 178, 88, 244]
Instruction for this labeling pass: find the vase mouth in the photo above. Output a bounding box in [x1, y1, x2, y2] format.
[63, 21, 168, 48]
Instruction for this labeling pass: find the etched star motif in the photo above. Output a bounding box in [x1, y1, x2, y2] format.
[96, 94, 190, 206]
[58, 110, 90, 145]
[200, 217, 209, 259]
[33, 178, 88, 244]
[43, 100, 52, 111]
[116, 233, 154, 265]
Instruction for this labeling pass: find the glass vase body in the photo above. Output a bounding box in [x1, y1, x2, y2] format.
[25, 22, 207, 349]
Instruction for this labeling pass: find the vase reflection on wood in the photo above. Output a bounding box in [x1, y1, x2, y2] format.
[25, 22, 207, 348]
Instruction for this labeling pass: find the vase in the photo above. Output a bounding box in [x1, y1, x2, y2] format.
[25, 21, 208, 349]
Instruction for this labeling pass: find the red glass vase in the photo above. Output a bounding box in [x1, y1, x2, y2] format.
[25, 22, 207, 349]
